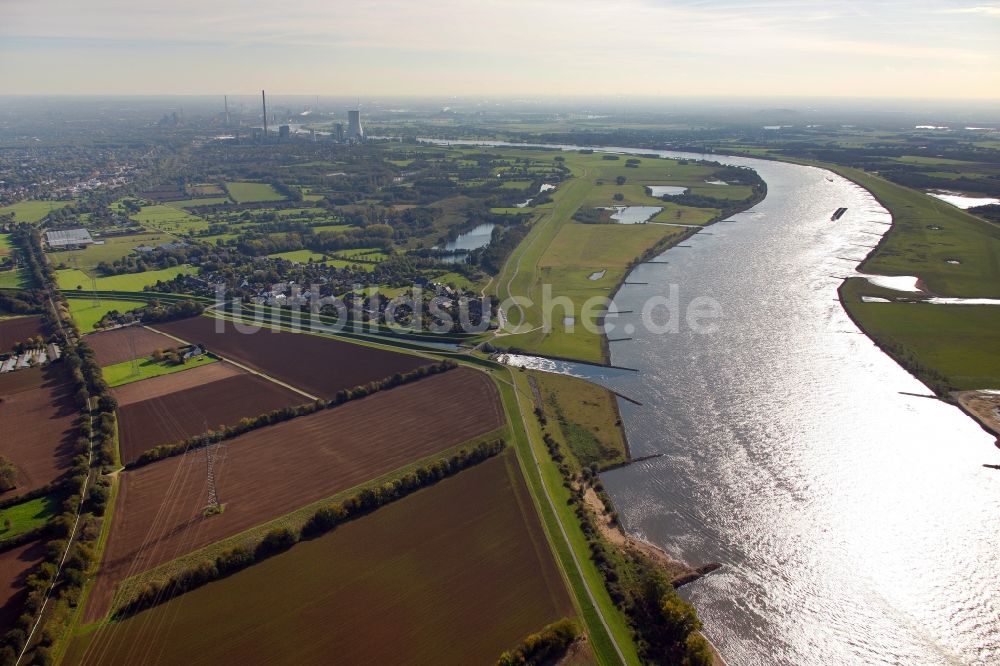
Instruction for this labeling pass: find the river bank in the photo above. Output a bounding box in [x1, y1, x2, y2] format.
[446, 138, 1000, 664]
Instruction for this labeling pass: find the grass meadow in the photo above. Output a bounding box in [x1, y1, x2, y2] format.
[0, 200, 70, 223]
[68, 298, 147, 332]
[56, 265, 193, 292]
[102, 354, 217, 388]
[224, 182, 286, 204]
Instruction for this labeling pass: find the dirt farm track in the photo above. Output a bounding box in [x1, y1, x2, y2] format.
[84, 367, 506, 621]
[157, 316, 431, 399]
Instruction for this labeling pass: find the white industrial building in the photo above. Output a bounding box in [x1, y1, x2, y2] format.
[45, 228, 95, 250]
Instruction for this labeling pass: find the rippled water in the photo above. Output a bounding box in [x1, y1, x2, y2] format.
[648, 185, 688, 197]
[434, 139, 1000, 665]
[608, 205, 662, 224]
[928, 192, 1000, 209]
[602, 158, 999, 666]
[439, 222, 496, 263]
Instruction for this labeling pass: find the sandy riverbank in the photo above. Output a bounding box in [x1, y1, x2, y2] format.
[582, 486, 720, 585]
[954, 390, 1000, 440]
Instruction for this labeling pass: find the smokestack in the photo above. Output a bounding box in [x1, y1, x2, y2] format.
[224, 95, 229, 125]
[261, 90, 268, 137]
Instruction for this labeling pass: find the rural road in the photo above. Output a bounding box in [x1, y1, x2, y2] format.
[494, 167, 588, 340]
[16, 284, 95, 664]
[505, 371, 628, 666]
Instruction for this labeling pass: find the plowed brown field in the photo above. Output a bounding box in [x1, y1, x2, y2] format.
[115, 370, 306, 464]
[111, 362, 241, 407]
[70, 452, 572, 666]
[0, 540, 46, 635]
[156, 316, 430, 399]
[0, 365, 78, 499]
[84, 327, 176, 367]
[85, 367, 505, 621]
[0, 315, 44, 351]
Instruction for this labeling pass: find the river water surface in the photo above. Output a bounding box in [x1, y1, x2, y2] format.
[430, 140, 1000, 666]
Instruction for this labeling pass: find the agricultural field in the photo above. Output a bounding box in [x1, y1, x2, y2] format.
[129, 205, 208, 234]
[55, 265, 193, 292]
[168, 197, 231, 208]
[0, 366, 78, 499]
[85, 367, 506, 621]
[324, 258, 375, 271]
[427, 270, 476, 290]
[267, 249, 328, 264]
[0, 315, 44, 350]
[83, 326, 177, 366]
[0, 200, 69, 223]
[46, 232, 171, 274]
[0, 269, 31, 290]
[67, 298, 146, 332]
[70, 451, 571, 666]
[310, 223, 352, 233]
[156, 316, 432, 399]
[197, 232, 241, 244]
[188, 183, 226, 196]
[334, 247, 388, 261]
[113, 363, 306, 463]
[0, 494, 61, 539]
[0, 541, 46, 635]
[224, 181, 286, 203]
[277, 207, 326, 218]
[102, 353, 216, 387]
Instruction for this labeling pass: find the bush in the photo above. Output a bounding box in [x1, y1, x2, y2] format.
[496, 618, 579, 665]
[0, 457, 16, 492]
[255, 528, 297, 558]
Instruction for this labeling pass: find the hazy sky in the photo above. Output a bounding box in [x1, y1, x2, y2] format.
[1, 0, 998, 98]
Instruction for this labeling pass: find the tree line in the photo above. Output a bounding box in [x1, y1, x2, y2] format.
[0, 228, 118, 666]
[114, 439, 506, 619]
[536, 414, 714, 666]
[496, 618, 580, 666]
[131, 360, 458, 468]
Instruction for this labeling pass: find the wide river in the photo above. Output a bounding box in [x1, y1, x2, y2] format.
[430, 140, 1000, 665]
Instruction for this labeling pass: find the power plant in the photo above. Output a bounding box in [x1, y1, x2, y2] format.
[261, 89, 268, 137]
[216, 91, 364, 145]
[347, 109, 364, 140]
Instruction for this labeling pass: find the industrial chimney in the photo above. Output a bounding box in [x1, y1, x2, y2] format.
[262, 90, 268, 138]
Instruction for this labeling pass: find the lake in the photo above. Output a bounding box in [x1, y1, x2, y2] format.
[438, 222, 496, 263]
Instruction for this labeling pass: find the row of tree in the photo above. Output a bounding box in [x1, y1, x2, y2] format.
[136, 299, 205, 324]
[496, 618, 580, 666]
[131, 360, 457, 468]
[535, 412, 714, 665]
[115, 438, 506, 619]
[0, 227, 118, 665]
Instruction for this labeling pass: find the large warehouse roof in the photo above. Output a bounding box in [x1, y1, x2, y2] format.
[45, 228, 94, 248]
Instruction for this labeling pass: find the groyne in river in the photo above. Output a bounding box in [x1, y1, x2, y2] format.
[440, 140, 999, 666]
